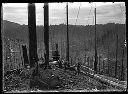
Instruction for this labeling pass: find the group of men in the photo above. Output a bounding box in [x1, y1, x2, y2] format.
[26, 56, 82, 75]
[45, 57, 82, 74]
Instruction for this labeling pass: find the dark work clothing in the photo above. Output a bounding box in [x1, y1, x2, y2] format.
[58, 60, 62, 68]
[77, 62, 81, 74]
[64, 61, 67, 70]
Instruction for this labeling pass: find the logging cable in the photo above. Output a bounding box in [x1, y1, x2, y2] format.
[119, 3, 125, 16]
[75, 2, 81, 52]
[118, 3, 125, 24]
[113, 3, 125, 24]
[113, 3, 124, 23]
[87, 4, 93, 25]
[75, 2, 81, 25]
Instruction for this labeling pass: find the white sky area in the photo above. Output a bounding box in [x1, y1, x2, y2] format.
[3, 2, 126, 25]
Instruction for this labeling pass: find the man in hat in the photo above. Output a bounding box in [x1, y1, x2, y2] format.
[77, 60, 81, 74]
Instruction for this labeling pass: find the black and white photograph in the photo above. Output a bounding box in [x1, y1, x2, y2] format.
[1, 2, 127, 92]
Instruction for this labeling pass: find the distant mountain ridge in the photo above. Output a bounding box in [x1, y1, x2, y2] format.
[3, 20, 28, 43]
[3, 20, 126, 60]
[2, 20, 127, 80]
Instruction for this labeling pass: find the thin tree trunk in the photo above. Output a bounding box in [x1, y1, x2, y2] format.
[28, 3, 38, 89]
[115, 34, 118, 78]
[44, 3, 50, 68]
[22, 45, 29, 68]
[107, 45, 110, 76]
[66, 2, 69, 63]
[98, 56, 100, 74]
[103, 60, 104, 75]
[28, 3, 38, 68]
[121, 47, 124, 80]
[94, 8, 98, 74]
[84, 54, 86, 66]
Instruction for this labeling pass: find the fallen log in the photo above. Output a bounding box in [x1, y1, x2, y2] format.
[80, 66, 127, 91]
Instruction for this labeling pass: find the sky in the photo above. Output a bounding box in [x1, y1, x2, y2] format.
[2, 2, 126, 26]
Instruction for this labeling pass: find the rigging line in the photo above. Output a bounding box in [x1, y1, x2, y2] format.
[114, 4, 124, 16]
[87, 4, 93, 48]
[87, 4, 93, 25]
[119, 3, 125, 13]
[112, 4, 118, 23]
[114, 4, 125, 23]
[60, 6, 66, 58]
[64, 6, 66, 25]
[75, 2, 81, 25]
[71, 6, 78, 40]
[94, 2, 96, 8]
[71, 2, 81, 57]
[99, 15, 125, 19]
[91, 3, 95, 25]
[75, 2, 82, 50]
[119, 4, 126, 23]
[92, 9, 94, 25]
[121, 3, 125, 12]
[116, 3, 125, 17]
[63, 4, 67, 25]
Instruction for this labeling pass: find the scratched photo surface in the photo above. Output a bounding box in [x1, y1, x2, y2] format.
[2, 2, 127, 92]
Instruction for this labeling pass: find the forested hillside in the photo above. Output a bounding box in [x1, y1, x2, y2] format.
[3, 20, 127, 66]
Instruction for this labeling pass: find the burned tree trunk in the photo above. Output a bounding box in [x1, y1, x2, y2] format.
[28, 3, 39, 89]
[98, 55, 101, 74]
[22, 45, 29, 68]
[52, 43, 60, 61]
[1, 4, 3, 72]
[66, 2, 69, 63]
[102, 60, 104, 75]
[107, 45, 110, 76]
[87, 57, 89, 67]
[121, 45, 125, 81]
[115, 34, 118, 78]
[70, 57, 72, 66]
[28, 3, 38, 68]
[94, 8, 98, 74]
[44, 3, 50, 69]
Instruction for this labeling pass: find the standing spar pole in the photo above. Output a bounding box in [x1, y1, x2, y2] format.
[66, 2, 69, 62]
[28, 3, 38, 89]
[1, 4, 5, 90]
[94, 8, 98, 74]
[28, 3, 38, 68]
[1, 4, 3, 67]
[44, 3, 50, 68]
